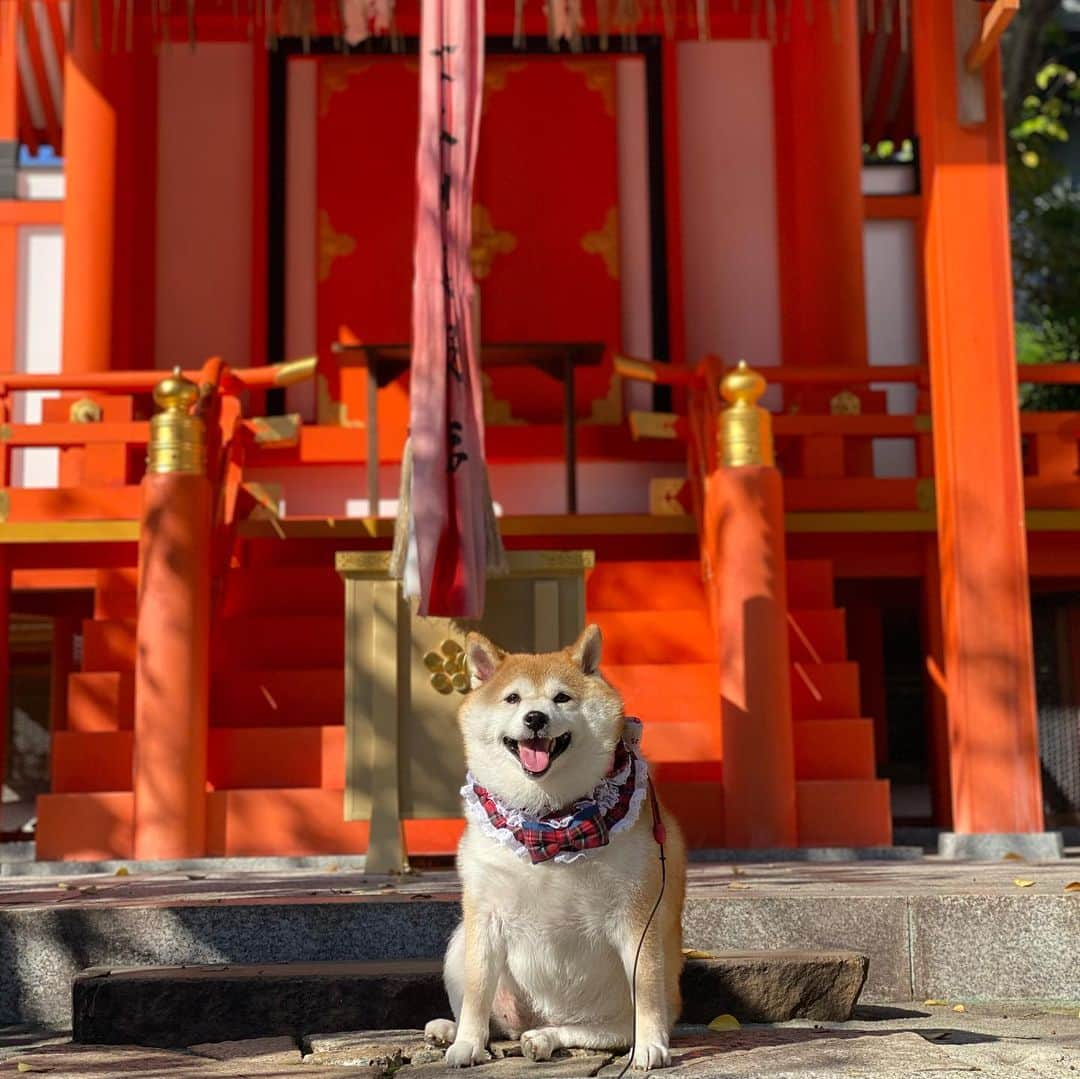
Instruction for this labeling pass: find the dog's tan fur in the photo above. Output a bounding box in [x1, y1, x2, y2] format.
[425, 625, 687, 1070]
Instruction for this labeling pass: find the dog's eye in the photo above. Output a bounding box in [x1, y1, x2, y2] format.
[504, 692, 521, 705]
[553, 692, 572, 704]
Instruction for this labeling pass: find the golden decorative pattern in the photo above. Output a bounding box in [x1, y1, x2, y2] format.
[471, 204, 517, 280]
[319, 60, 372, 117]
[564, 59, 615, 116]
[319, 209, 357, 283]
[581, 207, 620, 280]
[829, 390, 861, 415]
[586, 372, 623, 425]
[424, 639, 470, 695]
[316, 372, 363, 428]
[483, 61, 526, 109]
[69, 398, 103, 424]
[482, 372, 525, 426]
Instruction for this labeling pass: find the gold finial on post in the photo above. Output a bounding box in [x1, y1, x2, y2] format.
[147, 367, 206, 475]
[719, 361, 774, 468]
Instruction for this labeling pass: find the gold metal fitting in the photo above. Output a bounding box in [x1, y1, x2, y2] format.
[272, 355, 318, 387]
[719, 360, 774, 468]
[147, 367, 206, 475]
[69, 398, 103, 424]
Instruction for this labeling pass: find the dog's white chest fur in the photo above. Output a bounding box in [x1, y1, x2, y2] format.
[457, 815, 658, 1030]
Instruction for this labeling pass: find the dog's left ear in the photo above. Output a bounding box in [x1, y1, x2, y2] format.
[466, 632, 504, 686]
[569, 623, 602, 675]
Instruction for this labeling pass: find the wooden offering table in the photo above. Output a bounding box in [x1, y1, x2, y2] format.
[330, 342, 605, 513]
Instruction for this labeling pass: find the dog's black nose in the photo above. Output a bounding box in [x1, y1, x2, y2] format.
[523, 711, 548, 733]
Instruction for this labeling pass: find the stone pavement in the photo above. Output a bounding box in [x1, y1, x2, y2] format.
[5, 1006, 1080, 1078]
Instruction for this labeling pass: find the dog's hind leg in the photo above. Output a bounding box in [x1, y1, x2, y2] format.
[520, 1023, 633, 1062]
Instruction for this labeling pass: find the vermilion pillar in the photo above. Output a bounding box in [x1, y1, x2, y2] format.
[772, 0, 867, 367]
[62, 1, 118, 373]
[133, 372, 211, 859]
[913, 0, 1043, 835]
[0, 1, 17, 142]
[712, 364, 798, 848]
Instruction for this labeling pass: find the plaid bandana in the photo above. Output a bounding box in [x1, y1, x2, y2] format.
[461, 718, 649, 865]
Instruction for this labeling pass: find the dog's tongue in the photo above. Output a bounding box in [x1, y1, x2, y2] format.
[519, 738, 552, 774]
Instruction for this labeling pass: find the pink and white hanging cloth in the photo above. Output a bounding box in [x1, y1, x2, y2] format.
[398, 0, 505, 618]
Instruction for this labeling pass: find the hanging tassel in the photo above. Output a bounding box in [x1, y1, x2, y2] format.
[781, 0, 791, 42]
[596, 0, 610, 49]
[126, 0, 133, 50]
[696, 0, 707, 40]
[883, 0, 892, 34]
[513, 0, 525, 48]
[111, 0, 121, 52]
[659, 0, 674, 38]
[568, 0, 585, 51]
[92, 0, 102, 50]
[867, 0, 875, 33]
[898, 0, 908, 51]
[750, 0, 760, 38]
[546, 0, 561, 50]
[765, 0, 776, 42]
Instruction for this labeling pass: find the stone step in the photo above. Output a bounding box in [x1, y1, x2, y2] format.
[72, 952, 868, 1050]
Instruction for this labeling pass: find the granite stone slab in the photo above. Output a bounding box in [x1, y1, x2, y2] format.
[910, 894, 1080, 1003]
[72, 961, 452, 1049]
[680, 951, 868, 1022]
[682, 896, 910, 1001]
[71, 952, 868, 1048]
[0, 899, 460, 1026]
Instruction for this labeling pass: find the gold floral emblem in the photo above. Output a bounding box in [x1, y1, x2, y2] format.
[471, 205, 517, 280]
[563, 59, 615, 116]
[829, 390, 861, 416]
[581, 207, 619, 280]
[424, 639, 470, 695]
[483, 61, 526, 110]
[319, 60, 372, 117]
[318, 209, 357, 283]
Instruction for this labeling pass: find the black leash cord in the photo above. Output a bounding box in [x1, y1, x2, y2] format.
[616, 839, 667, 1078]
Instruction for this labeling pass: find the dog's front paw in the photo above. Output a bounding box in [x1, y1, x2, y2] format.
[424, 1019, 457, 1046]
[631, 1041, 671, 1070]
[444, 1038, 488, 1068]
[520, 1029, 557, 1062]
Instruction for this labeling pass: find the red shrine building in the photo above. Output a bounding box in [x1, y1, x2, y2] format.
[0, 0, 1075, 864]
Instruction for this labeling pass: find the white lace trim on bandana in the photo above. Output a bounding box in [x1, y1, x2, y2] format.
[460, 718, 649, 865]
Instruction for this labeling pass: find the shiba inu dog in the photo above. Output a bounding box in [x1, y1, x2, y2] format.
[424, 624, 687, 1070]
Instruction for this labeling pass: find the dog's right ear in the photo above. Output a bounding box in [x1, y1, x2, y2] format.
[466, 632, 504, 686]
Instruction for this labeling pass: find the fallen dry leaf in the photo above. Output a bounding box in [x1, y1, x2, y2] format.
[1013, 878, 1036, 888]
[1064, 882, 1080, 893]
[1002, 852, 1025, 862]
[952, 1004, 966, 1013]
[708, 1014, 740, 1032]
[924, 999, 948, 1006]
[114, 867, 129, 877]
[682, 949, 714, 960]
